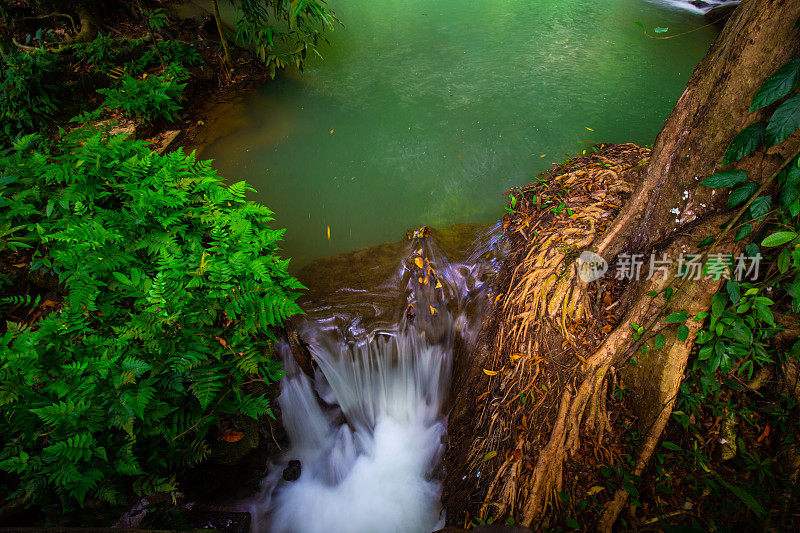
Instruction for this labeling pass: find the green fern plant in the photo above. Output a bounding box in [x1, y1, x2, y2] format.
[0, 127, 304, 517]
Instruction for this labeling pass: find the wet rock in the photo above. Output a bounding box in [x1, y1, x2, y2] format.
[287, 330, 315, 377]
[406, 302, 416, 322]
[435, 527, 534, 533]
[154, 130, 181, 154]
[283, 459, 302, 481]
[210, 417, 259, 465]
[141, 509, 251, 532]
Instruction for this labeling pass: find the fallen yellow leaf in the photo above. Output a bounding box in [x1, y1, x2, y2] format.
[587, 486, 605, 495]
[414, 257, 424, 268]
[483, 368, 500, 376]
[327, 226, 331, 240]
[418, 277, 424, 283]
[483, 451, 497, 461]
[435, 280, 443, 289]
[429, 305, 437, 315]
[586, 126, 594, 131]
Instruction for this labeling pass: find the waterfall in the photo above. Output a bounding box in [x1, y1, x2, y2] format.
[250, 225, 500, 533]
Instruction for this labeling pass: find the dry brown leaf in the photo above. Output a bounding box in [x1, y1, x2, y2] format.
[222, 430, 244, 443]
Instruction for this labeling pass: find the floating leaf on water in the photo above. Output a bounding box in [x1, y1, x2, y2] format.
[414, 257, 424, 268]
[327, 225, 331, 240]
[329, 129, 334, 134]
[483, 451, 497, 461]
[540, 154, 547, 158]
[586, 126, 594, 131]
[654, 27, 668, 33]
[483, 368, 500, 376]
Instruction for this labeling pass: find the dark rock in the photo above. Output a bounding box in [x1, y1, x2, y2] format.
[705, 2, 739, 27]
[141, 509, 251, 532]
[435, 527, 534, 533]
[689, 0, 711, 8]
[283, 459, 302, 481]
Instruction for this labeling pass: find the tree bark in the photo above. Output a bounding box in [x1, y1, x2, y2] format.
[444, 0, 800, 529]
[67, 6, 97, 45]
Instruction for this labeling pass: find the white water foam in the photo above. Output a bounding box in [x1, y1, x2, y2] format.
[648, 0, 737, 15]
[247, 227, 500, 533]
[268, 333, 450, 533]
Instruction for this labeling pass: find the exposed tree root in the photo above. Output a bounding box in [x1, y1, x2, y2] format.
[68, 7, 98, 45]
[456, 144, 739, 530]
[459, 144, 650, 527]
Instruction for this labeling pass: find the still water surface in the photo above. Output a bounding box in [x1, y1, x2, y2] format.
[199, 0, 718, 267]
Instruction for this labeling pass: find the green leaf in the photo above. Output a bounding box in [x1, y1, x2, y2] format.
[761, 231, 797, 247]
[654, 333, 666, 349]
[723, 122, 766, 164]
[717, 478, 766, 516]
[726, 281, 741, 304]
[790, 198, 800, 217]
[749, 195, 772, 218]
[676, 325, 689, 342]
[735, 224, 753, 241]
[727, 182, 758, 208]
[662, 441, 681, 451]
[664, 311, 687, 323]
[766, 93, 800, 146]
[701, 169, 748, 188]
[750, 58, 800, 111]
[712, 292, 726, 317]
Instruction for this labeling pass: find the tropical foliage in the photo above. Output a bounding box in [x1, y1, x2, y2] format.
[232, 0, 340, 77]
[0, 127, 303, 515]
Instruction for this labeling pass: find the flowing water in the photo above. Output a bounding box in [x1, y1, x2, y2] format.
[198, 0, 718, 268]
[192, 0, 723, 530]
[246, 226, 500, 532]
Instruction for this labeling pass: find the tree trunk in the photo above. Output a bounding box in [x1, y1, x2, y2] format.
[211, 0, 232, 67]
[443, 0, 800, 529]
[67, 6, 97, 44]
